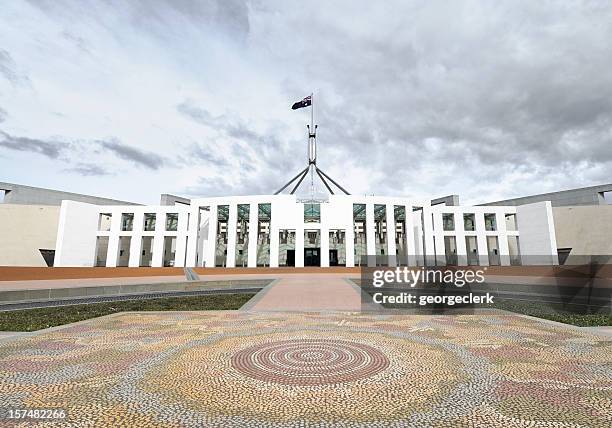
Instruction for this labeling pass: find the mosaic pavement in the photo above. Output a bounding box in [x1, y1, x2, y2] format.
[0, 311, 610, 427]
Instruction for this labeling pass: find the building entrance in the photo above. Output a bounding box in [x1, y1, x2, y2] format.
[286, 250, 295, 266]
[304, 248, 320, 266]
[329, 249, 338, 266]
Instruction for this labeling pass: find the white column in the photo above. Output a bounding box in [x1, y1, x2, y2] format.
[385, 203, 396, 266]
[247, 202, 258, 267]
[432, 212, 445, 265]
[365, 203, 375, 266]
[270, 225, 279, 268]
[477, 214, 492, 266]
[206, 205, 218, 268]
[320, 227, 329, 267]
[174, 212, 189, 267]
[185, 206, 200, 267]
[226, 203, 237, 268]
[422, 208, 436, 266]
[105, 209, 120, 267]
[128, 212, 143, 267]
[405, 205, 417, 266]
[345, 223, 355, 267]
[295, 227, 305, 267]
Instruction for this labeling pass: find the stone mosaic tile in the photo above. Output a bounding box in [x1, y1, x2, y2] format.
[0, 312, 610, 427]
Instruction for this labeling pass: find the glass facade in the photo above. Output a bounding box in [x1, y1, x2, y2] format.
[374, 204, 387, 265]
[394, 206, 407, 265]
[442, 213, 455, 231]
[304, 203, 320, 223]
[143, 213, 156, 231]
[257, 203, 271, 267]
[279, 229, 296, 266]
[329, 229, 346, 266]
[235, 204, 250, 267]
[166, 213, 178, 231]
[121, 213, 134, 231]
[353, 204, 367, 266]
[215, 205, 229, 267]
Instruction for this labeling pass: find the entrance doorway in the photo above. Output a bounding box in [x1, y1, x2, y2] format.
[286, 249, 295, 266]
[329, 249, 338, 266]
[304, 248, 320, 266]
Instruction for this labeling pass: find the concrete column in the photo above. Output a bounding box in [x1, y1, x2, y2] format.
[474, 212, 488, 266]
[405, 205, 417, 266]
[105, 209, 120, 267]
[422, 208, 436, 266]
[270, 225, 279, 268]
[385, 203, 396, 267]
[174, 212, 189, 268]
[365, 203, 375, 266]
[226, 203, 237, 268]
[456, 232, 468, 266]
[345, 223, 355, 267]
[320, 227, 329, 267]
[206, 205, 218, 268]
[247, 202, 257, 267]
[295, 227, 305, 267]
[128, 212, 144, 267]
[185, 206, 200, 267]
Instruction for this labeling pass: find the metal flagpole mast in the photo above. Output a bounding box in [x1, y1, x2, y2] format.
[309, 92, 314, 201]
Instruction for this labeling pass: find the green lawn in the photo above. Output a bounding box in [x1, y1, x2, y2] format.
[492, 299, 611, 327]
[0, 293, 256, 332]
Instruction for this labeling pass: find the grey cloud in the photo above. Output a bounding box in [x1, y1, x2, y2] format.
[98, 139, 166, 170]
[0, 49, 29, 85]
[0, 131, 66, 158]
[64, 163, 111, 176]
[0, 108, 6, 123]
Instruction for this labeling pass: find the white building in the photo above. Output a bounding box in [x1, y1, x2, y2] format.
[53, 194, 559, 268]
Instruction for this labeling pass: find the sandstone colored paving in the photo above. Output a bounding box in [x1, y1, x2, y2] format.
[0, 312, 610, 427]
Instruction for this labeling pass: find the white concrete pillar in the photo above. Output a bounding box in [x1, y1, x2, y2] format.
[206, 205, 218, 268]
[270, 225, 279, 268]
[128, 212, 144, 267]
[422, 208, 436, 266]
[226, 203, 237, 268]
[174, 212, 189, 268]
[345, 224, 355, 267]
[321, 227, 329, 267]
[247, 202, 258, 268]
[295, 227, 305, 267]
[185, 206, 200, 267]
[385, 203, 396, 267]
[105, 209, 121, 267]
[365, 203, 375, 266]
[405, 206, 417, 266]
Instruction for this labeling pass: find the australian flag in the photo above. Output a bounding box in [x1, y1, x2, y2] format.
[291, 95, 312, 110]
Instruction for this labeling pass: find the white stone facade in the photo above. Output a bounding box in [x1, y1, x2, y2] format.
[54, 195, 559, 267]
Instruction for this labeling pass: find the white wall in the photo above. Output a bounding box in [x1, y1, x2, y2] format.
[516, 201, 558, 265]
[54, 201, 100, 267]
[0, 204, 60, 266]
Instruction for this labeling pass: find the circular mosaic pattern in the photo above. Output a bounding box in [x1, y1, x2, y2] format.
[231, 338, 390, 386]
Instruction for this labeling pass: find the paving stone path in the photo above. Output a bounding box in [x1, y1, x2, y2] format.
[0, 310, 610, 427]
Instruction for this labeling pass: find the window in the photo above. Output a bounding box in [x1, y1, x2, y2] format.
[442, 213, 455, 231]
[353, 204, 367, 266]
[143, 213, 156, 231]
[215, 205, 229, 267]
[463, 213, 475, 231]
[165, 213, 178, 231]
[257, 203, 271, 267]
[120, 213, 134, 231]
[98, 213, 112, 231]
[235, 204, 250, 267]
[444, 236, 457, 265]
[304, 203, 320, 223]
[117, 236, 131, 266]
[484, 213, 497, 231]
[505, 213, 517, 231]
[465, 236, 479, 266]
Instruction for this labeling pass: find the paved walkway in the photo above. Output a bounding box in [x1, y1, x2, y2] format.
[244, 273, 363, 311]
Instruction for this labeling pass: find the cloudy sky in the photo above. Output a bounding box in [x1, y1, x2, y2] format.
[1, 0, 611, 205]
